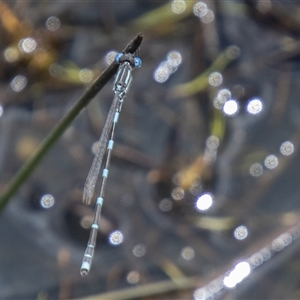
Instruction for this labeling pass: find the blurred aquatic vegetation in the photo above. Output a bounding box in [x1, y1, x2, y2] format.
[1, 1, 300, 300]
[171, 47, 238, 98]
[130, 0, 196, 35]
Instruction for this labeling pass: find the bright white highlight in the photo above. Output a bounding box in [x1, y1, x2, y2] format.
[264, 154, 278, 169]
[167, 51, 182, 66]
[195, 193, 213, 211]
[154, 51, 182, 83]
[223, 99, 239, 116]
[233, 225, 248, 240]
[280, 141, 294, 156]
[208, 72, 223, 87]
[193, 2, 208, 18]
[223, 261, 251, 288]
[108, 230, 124, 245]
[40, 194, 55, 208]
[171, 0, 186, 14]
[247, 98, 263, 114]
[154, 63, 170, 83]
[19, 37, 37, 53]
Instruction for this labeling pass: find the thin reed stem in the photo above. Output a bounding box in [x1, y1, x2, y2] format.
[0, 33, 144, 212]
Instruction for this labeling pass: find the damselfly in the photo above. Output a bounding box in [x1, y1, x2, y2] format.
[80, 52, 142, 276]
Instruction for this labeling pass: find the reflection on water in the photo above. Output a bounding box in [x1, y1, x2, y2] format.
[40, 194, 55, 209]
[223, 99, 239, 116]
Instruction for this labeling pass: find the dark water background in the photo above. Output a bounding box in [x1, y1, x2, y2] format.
[0, 1, 300, 299]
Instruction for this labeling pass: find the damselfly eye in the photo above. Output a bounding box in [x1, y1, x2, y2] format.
[115, 53, 123, 63]
[134, 57, 142, 68]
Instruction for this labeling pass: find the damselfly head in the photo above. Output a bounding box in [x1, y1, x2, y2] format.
[115, 52, 142, 68]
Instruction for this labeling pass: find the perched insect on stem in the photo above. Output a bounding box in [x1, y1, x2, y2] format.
[81, 52, 142, 277]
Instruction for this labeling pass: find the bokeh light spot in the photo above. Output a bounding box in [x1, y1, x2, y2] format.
[249, 163, 263, 177]
[249, 253, 264, 267]
[80, 216, 92, 229]
[189, 179, 203, 195]
[256, 0, 272, 13]
[223, 261, 251, 288]
[214, 88, 231, 109]
[126, 270, 140, 284]
[15, 136, 39, 161]
[171, 187, 185, 200]
[233, 225, 248, 240]
[280, 141, 294, 156]
[208, 72, 223, 87]
[200, 9, 214, 23]
[193, 288, 206, 300]
[19, 37, 37, 53]
[108, 230, 124, 246]
[159, 198, 173, 212]
[46, 16, 61, 31]
[172, 172, 183, 185]
[105, 51, 117, 65]
[79, 68, 93, 83]
[171, 0, 186, 14]
[261, 247, 271, 261]
[272, 233, 292, 252]
[195, 193, 213, 211]
[264, 154, 278, 169]
[40, 194, 55, 208]
[154, 50, 182, 83]
[247, 98, 263, 115]
[4, 47, 19, 63]
[10, 75, 27, 92]
[133, 244, 146, 257]
[181, 246, 195, 260]
[49, 63, 63, 77]
[193, 2, 208, 18]
[154, 63, 170, 83]
[226, 45, 241, 60]
[206, 135, 219, 149]
[223, 99, 239, 116]
[167, 50, 182, 67]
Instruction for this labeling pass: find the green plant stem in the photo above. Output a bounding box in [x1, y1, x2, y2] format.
[0, 33, 144, 212]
